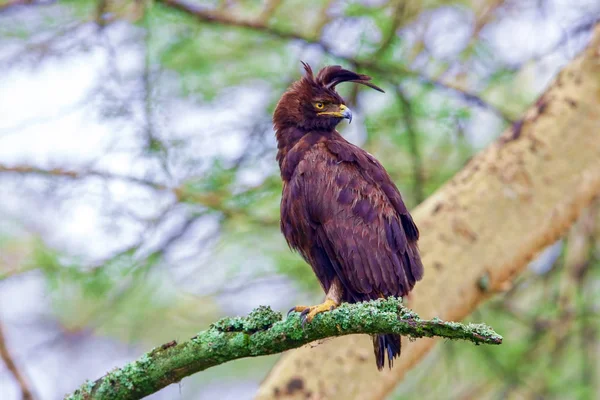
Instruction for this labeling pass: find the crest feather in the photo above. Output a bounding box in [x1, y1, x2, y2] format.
[301, 61, 314, 79]
[299, 62, 384, 93]
[315, 65, 384, 93]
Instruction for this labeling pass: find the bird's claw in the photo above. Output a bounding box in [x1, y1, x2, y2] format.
[287, 300, 338, 327]
[300, 308, 312, 327]
[300, 308, 311, 317]
[287, 305, 309, 316]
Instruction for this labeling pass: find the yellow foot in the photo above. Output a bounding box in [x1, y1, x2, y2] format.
[288, 299, 339, 325]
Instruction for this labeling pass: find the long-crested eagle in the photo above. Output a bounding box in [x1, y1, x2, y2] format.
[273, 63, 424, 370]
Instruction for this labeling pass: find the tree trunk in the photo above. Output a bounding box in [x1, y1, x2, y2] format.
[256, 24, 600, 400]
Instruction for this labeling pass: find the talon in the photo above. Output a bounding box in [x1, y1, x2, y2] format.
[288, 305, 310, 316]
[300, 309, 311, 327]
[301, 315, 308, 328]
[289, 299, 339, 326]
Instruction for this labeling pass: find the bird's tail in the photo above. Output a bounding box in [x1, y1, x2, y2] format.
[372, 334, 401, 370]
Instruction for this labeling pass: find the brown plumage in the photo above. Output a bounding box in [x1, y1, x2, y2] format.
[274, 62, 424, 370]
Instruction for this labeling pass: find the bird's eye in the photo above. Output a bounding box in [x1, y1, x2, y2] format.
[315, 102, 324, 110]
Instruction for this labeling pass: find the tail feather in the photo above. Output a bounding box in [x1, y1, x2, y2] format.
[373, 334, 401, 370]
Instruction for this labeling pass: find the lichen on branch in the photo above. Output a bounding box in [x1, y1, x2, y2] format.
[65, 298, 501, 400]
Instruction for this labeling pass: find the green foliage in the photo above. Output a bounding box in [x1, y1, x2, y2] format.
[153, 4, 293, 101]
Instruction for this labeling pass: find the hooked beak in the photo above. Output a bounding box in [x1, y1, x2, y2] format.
[340, 104, 352, 123]
[317, 104, 353, 123]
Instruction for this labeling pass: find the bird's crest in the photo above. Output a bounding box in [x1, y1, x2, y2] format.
[301, 61, 384, 93]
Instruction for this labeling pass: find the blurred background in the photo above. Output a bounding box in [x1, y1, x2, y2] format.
[1, 0, 599, 399]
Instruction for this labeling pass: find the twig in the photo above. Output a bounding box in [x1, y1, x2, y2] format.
[153, 0, 513, 123]
[0, 163, 280, 227]
[66, 298, 501, 400]
[395, 86, 424, 204]
[0, 163, 169, 191]
[155, 0, 313, 42]
[419, 77, 515, 124]
[150, 1, 412, 79]
[141, 1, 159, 154]
[372, 0, 406, 58]
[3, 0, 516, 125]
[0, 0, 33, 13]
[312, 0, 334, 38]
[0, 320, 35, 400]
[257, 0, 282, 24]
[95, 0, 109, 27]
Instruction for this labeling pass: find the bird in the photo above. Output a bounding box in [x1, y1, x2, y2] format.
[273, 62, 424, 370]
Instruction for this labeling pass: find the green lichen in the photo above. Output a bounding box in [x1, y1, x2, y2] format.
[211, 305, 281, 333]
[243, 305, 282, 331]
[467, 322, 503, 341]
[65, 380, 94, 400]
[444, 321, 464, 329]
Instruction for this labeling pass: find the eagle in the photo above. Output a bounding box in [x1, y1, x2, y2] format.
[273, 62, 423, 369]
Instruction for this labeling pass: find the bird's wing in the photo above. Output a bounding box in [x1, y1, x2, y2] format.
[290, 140, 423, 300]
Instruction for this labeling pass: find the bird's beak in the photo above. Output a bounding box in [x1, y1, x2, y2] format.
[317, 104, 353, 123]
[339, 104, 352, 123]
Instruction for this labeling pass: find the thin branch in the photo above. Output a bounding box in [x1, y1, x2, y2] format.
[257, 0, 282, 24]
[0, 90, 90, 136]
[156, 0, 313, 42]
[0, 0, 33, 13]
[418, 77, 515, 124]
[66, 298, 501, 400]
[0, 163, 280, 227]
[0, 320, 35, 400]
[94, 0, 109, 27]
[372, 0, 406, 58]
[153, 0, 514, 123]
[395, 86, 424, 204]
[473, 0, 504, 36]
[4, 0, 514, 125]
[525, 15, 600, 66]
[312, 0, 335, 38]
[141, 1, 159, 154]
[0, 163, 170, 191]
[152, 0, 419, 81]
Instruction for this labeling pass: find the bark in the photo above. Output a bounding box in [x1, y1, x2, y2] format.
[256, 24, 600, 400]
[64, 299, 501, 400]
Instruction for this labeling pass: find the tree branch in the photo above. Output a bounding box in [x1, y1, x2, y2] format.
[0, 320, 35, 400]
[372, 0, 406, 59]
[156, 0, 314, 42]
[153, 0, 512, 122]
[395, 86, 425, 204]
[0, 163, 280, 228]
[0, 163, 169, 191]
[65, 298, 501, 400]
[0, 0, 33, 13]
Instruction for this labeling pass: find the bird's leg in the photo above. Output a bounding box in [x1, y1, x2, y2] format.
[288, 277, 343, 325]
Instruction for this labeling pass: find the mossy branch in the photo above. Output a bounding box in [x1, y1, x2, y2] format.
[65, 298, 502, 400]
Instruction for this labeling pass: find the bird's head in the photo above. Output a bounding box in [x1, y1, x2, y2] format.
[273, 62, 384, 132]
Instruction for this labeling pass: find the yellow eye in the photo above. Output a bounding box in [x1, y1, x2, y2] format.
[315, 102, 324, 110]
